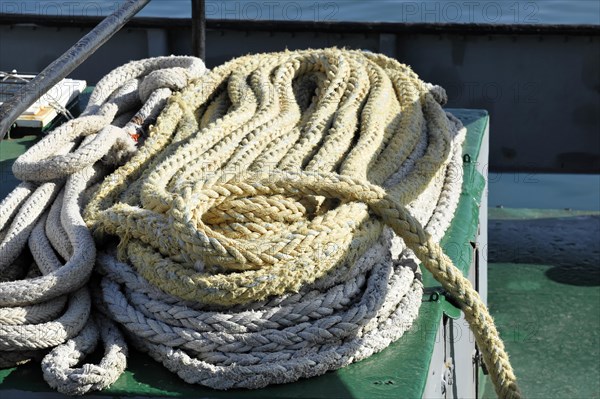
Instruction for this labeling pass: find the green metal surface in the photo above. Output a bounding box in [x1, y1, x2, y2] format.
[481, 208, 600, 399]
[0, 133, 39, 199]
[0, 108, 488, 397]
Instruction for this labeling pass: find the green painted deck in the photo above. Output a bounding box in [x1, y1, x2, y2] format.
[480, 208, 600, 399]
[0, 133, 38, 199]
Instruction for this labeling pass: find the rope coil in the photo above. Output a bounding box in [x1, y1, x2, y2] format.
[0, 55, 206, 395]
[1, 48, 520, 398]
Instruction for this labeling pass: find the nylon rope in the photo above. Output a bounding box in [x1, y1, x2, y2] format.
[0, 48, 520, 398]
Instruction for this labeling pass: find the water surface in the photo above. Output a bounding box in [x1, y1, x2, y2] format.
[2, 0, 599, 24]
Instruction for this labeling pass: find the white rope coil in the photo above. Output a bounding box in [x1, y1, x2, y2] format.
[0, 55, 206, 395]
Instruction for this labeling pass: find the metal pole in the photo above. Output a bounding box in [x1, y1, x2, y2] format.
[191, 0, 206, 60]
[0, 0, 151, 140]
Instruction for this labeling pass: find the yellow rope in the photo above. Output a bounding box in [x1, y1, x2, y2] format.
[86, 48, 521, 398]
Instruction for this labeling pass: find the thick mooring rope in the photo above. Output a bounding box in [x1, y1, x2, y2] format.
[1, 48, 520, 398]
[0, 56, 206, 394]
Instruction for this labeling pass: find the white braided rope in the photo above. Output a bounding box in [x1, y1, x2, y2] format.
[0, 56, 206, 395]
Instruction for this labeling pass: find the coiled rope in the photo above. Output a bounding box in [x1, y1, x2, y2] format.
[1, 48, 520, 398]
[0, 56, 206, 394]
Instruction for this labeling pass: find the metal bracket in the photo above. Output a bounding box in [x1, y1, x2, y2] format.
[473, 349, 489, 375]
[423, 287, 462, 320]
